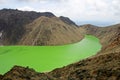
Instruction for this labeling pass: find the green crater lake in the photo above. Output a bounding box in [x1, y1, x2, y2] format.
[0, 35, 101, 74]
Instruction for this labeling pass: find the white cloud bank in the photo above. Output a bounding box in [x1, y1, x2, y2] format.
[1, 0, 120, 25]
[0, 0, 7, 4]
[18, 6, 35, 11]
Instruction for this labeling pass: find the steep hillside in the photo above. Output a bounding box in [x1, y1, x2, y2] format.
[0, 9, 81, 45]
[79, 24, 120, 54]
[48, 52, 120, 80]
[19, 16, 83, 45]
[1, 66, 56, 80]
[0, 9, 55, 45]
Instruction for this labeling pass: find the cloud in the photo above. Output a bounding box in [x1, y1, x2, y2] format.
[17, 6, 35, 11]
[19, 0, 44, 3]
[60, 0, 120, 21]
[18, 0, 65, 3]
[111, 0, 120, 16]
[1, 0, 120, 25]
[17, 0, 120, 23]
[0, 0, 7, 4]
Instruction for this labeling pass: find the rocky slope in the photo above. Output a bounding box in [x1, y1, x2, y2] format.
[79, 24, 120, 54]
[18, 16, 82, 45]
[0, 66, 55, 80]
[59, 16, 78, 26]
[0, 9, 55, 45]
[0, 9, 81, 45]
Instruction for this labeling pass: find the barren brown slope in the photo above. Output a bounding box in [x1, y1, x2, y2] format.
[48, 52, 120, 80]
[79, 24, 120, 54]
[0, 9, 80, 45]
[0, 9, 55, 45]
[18, 16, 83, 45]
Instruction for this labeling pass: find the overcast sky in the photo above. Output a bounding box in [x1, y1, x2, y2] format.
[0, 0, 120, 26]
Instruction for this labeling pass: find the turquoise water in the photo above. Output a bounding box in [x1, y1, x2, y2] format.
[0, 35, 101, 74]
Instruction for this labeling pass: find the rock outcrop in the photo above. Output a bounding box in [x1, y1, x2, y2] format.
[59, 16, 78, 26]
[1, 66, 54, 80]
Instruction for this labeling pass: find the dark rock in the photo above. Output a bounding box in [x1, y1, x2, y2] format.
[0, 74, 3, 79]
[59, 16, 77, 26]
